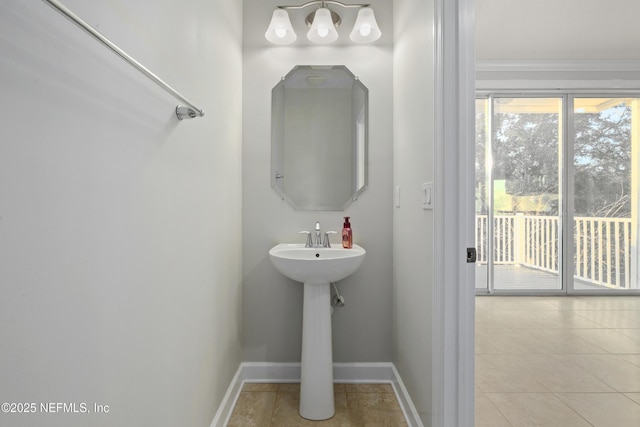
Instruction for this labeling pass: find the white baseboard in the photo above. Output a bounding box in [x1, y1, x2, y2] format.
[209, 362, 424, 427]
[208, 365, 245, 427]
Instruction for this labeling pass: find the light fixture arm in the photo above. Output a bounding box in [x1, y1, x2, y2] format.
[276, 0, 370, 11]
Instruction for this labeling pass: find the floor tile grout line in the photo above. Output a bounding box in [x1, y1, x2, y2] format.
[482, 393, 515, 427]
[483, 391, 638, 395]
[268, 390, 277, 427]
[551, 392, 598, 427]
[621, 393, 640, 406]
[345, 389, 353, 427]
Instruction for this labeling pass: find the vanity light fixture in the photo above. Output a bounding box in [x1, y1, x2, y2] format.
[265, 1, 381, 45]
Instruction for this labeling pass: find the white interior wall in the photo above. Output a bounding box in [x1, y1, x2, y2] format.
[0, 1, 242, 426]
[241, 0, 394, 364]
[476, 0, 640, 61]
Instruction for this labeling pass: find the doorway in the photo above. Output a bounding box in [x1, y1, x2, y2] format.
[475, 95, 640, 295]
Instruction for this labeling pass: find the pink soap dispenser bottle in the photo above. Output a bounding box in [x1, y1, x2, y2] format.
[342, 216, 353, 249]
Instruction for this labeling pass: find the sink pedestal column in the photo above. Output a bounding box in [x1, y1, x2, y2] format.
[300, 281, 334, 420]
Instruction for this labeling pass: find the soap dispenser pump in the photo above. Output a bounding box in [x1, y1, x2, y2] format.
[342, 216, 353, 249]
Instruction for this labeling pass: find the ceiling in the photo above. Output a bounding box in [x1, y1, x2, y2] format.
[475, 0, 640, 60]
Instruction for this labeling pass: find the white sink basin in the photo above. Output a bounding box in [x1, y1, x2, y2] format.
[269, 243, 366, 284]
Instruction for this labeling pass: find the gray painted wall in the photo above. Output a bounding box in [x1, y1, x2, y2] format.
[393, 0, 436, 424]
[242, 0, 394, 363]
[0, 1, 243, 426]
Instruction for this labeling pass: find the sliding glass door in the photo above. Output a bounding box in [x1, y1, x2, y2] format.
[571, 97, 639, 292]
[476, 94, 640, 294]
[475, 97, 563, 292]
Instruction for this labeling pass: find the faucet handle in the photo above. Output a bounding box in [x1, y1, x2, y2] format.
[299, 231, 313, 248]
[323, 231, 338, 247]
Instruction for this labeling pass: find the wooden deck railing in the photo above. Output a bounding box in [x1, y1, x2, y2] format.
[476, 214, 634, 289]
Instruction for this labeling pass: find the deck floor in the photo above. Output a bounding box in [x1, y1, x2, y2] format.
[475, 264, 623, 291]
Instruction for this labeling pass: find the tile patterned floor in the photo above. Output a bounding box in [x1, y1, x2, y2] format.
[476, 295, 640, 427]
[227, 383, 408, 427]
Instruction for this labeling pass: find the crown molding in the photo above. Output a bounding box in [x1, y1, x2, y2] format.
[476, 59, 640, 73]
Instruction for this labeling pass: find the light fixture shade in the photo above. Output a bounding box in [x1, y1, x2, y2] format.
[265, 9, 297, 45]
[307, 7, 339, 44]
[350, 7, 381, 43]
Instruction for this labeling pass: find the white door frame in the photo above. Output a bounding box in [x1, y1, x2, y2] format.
[433, 0, 475, 426]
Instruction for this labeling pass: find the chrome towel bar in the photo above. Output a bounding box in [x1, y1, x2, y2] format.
[42, 0, 204, 120]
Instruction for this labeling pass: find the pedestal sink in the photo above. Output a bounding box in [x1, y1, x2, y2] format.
[269, 243, 366, 420]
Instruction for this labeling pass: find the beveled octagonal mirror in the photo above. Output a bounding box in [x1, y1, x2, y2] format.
[271, 65, 368, 211]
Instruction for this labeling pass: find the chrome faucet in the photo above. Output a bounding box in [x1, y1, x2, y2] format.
[315, 222, 322, 247]
[323, 231, 337, 247]
[300, 222, 336, 248]
[299, 230, 313, 248]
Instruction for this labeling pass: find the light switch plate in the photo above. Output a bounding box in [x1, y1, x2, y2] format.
[422, 182, 433, 210]
[394, 186, 401, 207]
